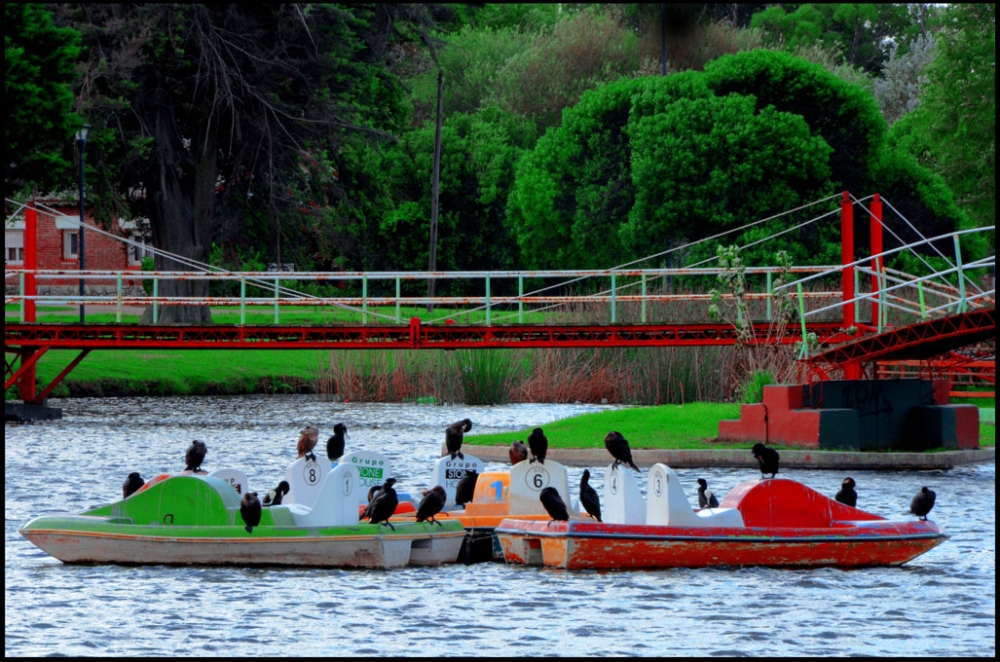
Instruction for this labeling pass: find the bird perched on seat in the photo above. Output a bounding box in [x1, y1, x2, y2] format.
[240, 492, 262, 533]
[326, 423, 348, 463]
[835, 477, 857, 507]
[605, 431, 640, 471]
[579, 469, 602, 522]
[184, 440, 208, 473]
[509, 440, 528, 466]
[297, 426, 320, 461]
[909, 486, 936, 520]
[364, 478, 399, 530]
[540, 487, 570, 525]
[751, 443, 779, 479]
[696, 478, 719, 509]
[122, 472, 145, 499]
[454, 470, 479, 508]
[262, 480, 290, 507]
[528, 427, 548, 464]
[445, 418, 473, 460]
[415, 485, 447, 526]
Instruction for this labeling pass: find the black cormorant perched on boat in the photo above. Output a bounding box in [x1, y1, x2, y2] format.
[297, 426, 319, 461]
[509, 440, 528, 465]
[454, 470, 479, 507]
[909, 486, 936, 520]
[262, 480, 290, 507]
[697, 478, 719, 509]
[604, 431, 640, 471]
[540, 487, 570, 525]
[184, 440, 207, 473]
[326, 423, 348, 462]
[445, 418, 473, 460]
[579, 469, 602, 522]
[751, 443, 779, 479]
[240, 492, 262, 533]
[415, 485, 447, 526]
[835, 477, 857, 507]
[365, 478, 399, 530]
[122, 472, 145, 499]
[528, 427, 548, 464]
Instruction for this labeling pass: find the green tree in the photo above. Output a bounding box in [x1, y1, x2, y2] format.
[4, 3, 81, 196]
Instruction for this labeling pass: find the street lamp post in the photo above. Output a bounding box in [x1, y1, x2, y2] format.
[76, 124, 90, 323]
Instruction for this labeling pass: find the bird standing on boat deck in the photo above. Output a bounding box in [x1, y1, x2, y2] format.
[579, 469, 602, 522]
[696, 478, 719, 509]
[297, 426, 320, 461]
[835, 477, 857, 507]
[509, 440, 528, 466]
[365, 478, 399, 530]
[539, 487, 570, 525]
[122, 472, 145, 499]
[751, 443, 780, 479]
[415, 485, 447, 526]
[604, 431, 640, 472]
[326, 423, 348, 463]
[909, 486, 936, 520]
[445, 418, 473, 460]
[454, 470, 479, 507]
[184, 440, 208, 473]
[240, 492, 262, 533]
[528, 427, 548, 464]
[263, 480, 290, 507]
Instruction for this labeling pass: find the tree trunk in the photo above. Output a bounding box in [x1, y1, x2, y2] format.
[139, 100, 214, 324]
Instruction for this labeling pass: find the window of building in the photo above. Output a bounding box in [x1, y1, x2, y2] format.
[63, 230, 78, 259]
[127, 233, 153, 266]
[5, 229, 25, 263]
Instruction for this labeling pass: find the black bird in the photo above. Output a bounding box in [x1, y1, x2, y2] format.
[454, 470, 479, 508]
[240, 492, 262, 533]
[909, 486, 936, 520]
[696, 478, 719, 509]
[184, 440, 207, 473]
[751, 443, 780, 479]
[445, 418, 473, 460]
[835, 477, 857, 508]
[604, 431, 640, 472]
[122, 472, 145, 499]
[528, 427, 548, 464]
[361, 484, 383, 521]
[326, 423, 348, 462]
[579, 469, 602, 522]
[509, 440, 528, 465]
[415, 485, 447, 526]
[539, 487, 570, 525]
[365, 478, 399, 530]
[262, 480, 290, 507]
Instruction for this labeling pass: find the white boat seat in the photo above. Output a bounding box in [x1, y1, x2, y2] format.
[283, 455, 331, 507]
[270, 463, 362, 527]
[509, 458, 572, 516]
[646, 464, 744, 527]
[603, 463, 645, 524]
[431, 453, 484, 507]
[339, 450, 392, 506]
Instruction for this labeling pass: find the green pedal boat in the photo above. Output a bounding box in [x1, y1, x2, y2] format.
[19, 463, 465, 569]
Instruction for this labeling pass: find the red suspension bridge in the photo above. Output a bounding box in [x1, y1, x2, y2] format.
[5, 192, 995, 407]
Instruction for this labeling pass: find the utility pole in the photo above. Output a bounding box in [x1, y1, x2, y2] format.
[427, 69, 444, 310]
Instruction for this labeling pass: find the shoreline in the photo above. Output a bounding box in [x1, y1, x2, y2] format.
[458, 444, 996, 470]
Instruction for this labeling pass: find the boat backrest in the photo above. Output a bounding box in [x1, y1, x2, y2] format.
[431, 453, 485, 507]
[339, 451, 392, 505]
[509, 459, 571, 516]
[271, 462, 362, 528]
[209, 468, 249, 496]
[283, 455, 331, 507]
[603, 464, 646, 524]
[646, 463, 700, 526]
[463, 471, 511, 516]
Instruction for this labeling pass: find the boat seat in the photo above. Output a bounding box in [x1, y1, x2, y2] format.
[209, 468, 249, 497]
[646, 464, 744, 527]
[283, 455, 331, 507]
[271, 463, 362, 527]
[603, 463, 645, 524]
[509, 459, 572, 516]
[431, 453, 484, 507]
[340, 450, 392, 506]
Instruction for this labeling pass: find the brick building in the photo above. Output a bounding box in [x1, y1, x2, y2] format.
[5, 195, 152, 296]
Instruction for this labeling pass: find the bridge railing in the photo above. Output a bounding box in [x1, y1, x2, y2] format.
[5, 265, 844, 326]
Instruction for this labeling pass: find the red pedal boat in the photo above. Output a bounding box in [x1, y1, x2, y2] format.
[496, 464, 947, 570]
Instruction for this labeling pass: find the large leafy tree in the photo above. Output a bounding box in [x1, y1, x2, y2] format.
[56, 4, 429, 322]
[4, 3, 81, 197]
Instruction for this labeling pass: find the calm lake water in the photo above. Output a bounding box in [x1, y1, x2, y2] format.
[5, 395, 995, 657]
